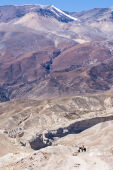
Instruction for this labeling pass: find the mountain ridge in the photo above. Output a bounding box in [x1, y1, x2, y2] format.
[0, 4, 78, 23]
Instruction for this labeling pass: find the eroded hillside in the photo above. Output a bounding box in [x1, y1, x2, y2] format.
[0, 95, 113, 169]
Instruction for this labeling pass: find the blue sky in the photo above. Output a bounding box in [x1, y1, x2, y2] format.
[0, 0, 113, 12]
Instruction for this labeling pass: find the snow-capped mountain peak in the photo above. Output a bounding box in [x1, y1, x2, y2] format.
[50, 5, 78, 21]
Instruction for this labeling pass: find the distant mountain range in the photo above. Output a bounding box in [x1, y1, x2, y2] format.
[0, 5, 113, 101]
[0, 5, 78, 23]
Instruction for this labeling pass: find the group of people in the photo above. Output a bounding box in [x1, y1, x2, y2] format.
[78, 145, 86, 152]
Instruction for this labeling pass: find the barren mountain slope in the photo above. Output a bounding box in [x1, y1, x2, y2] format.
[0, 5, 113, 100]
[0, 39, 113, 100]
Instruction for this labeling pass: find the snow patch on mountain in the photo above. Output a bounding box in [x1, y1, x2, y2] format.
[51, 5, 78, 21]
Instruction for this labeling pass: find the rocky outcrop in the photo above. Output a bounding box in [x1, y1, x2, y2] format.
[29, 133, 52, 150]
[0, 88, 9, 102]
[4, 128, 24, 138]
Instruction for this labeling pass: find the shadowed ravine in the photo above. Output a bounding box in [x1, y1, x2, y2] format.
[30, 115, 113, 150]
